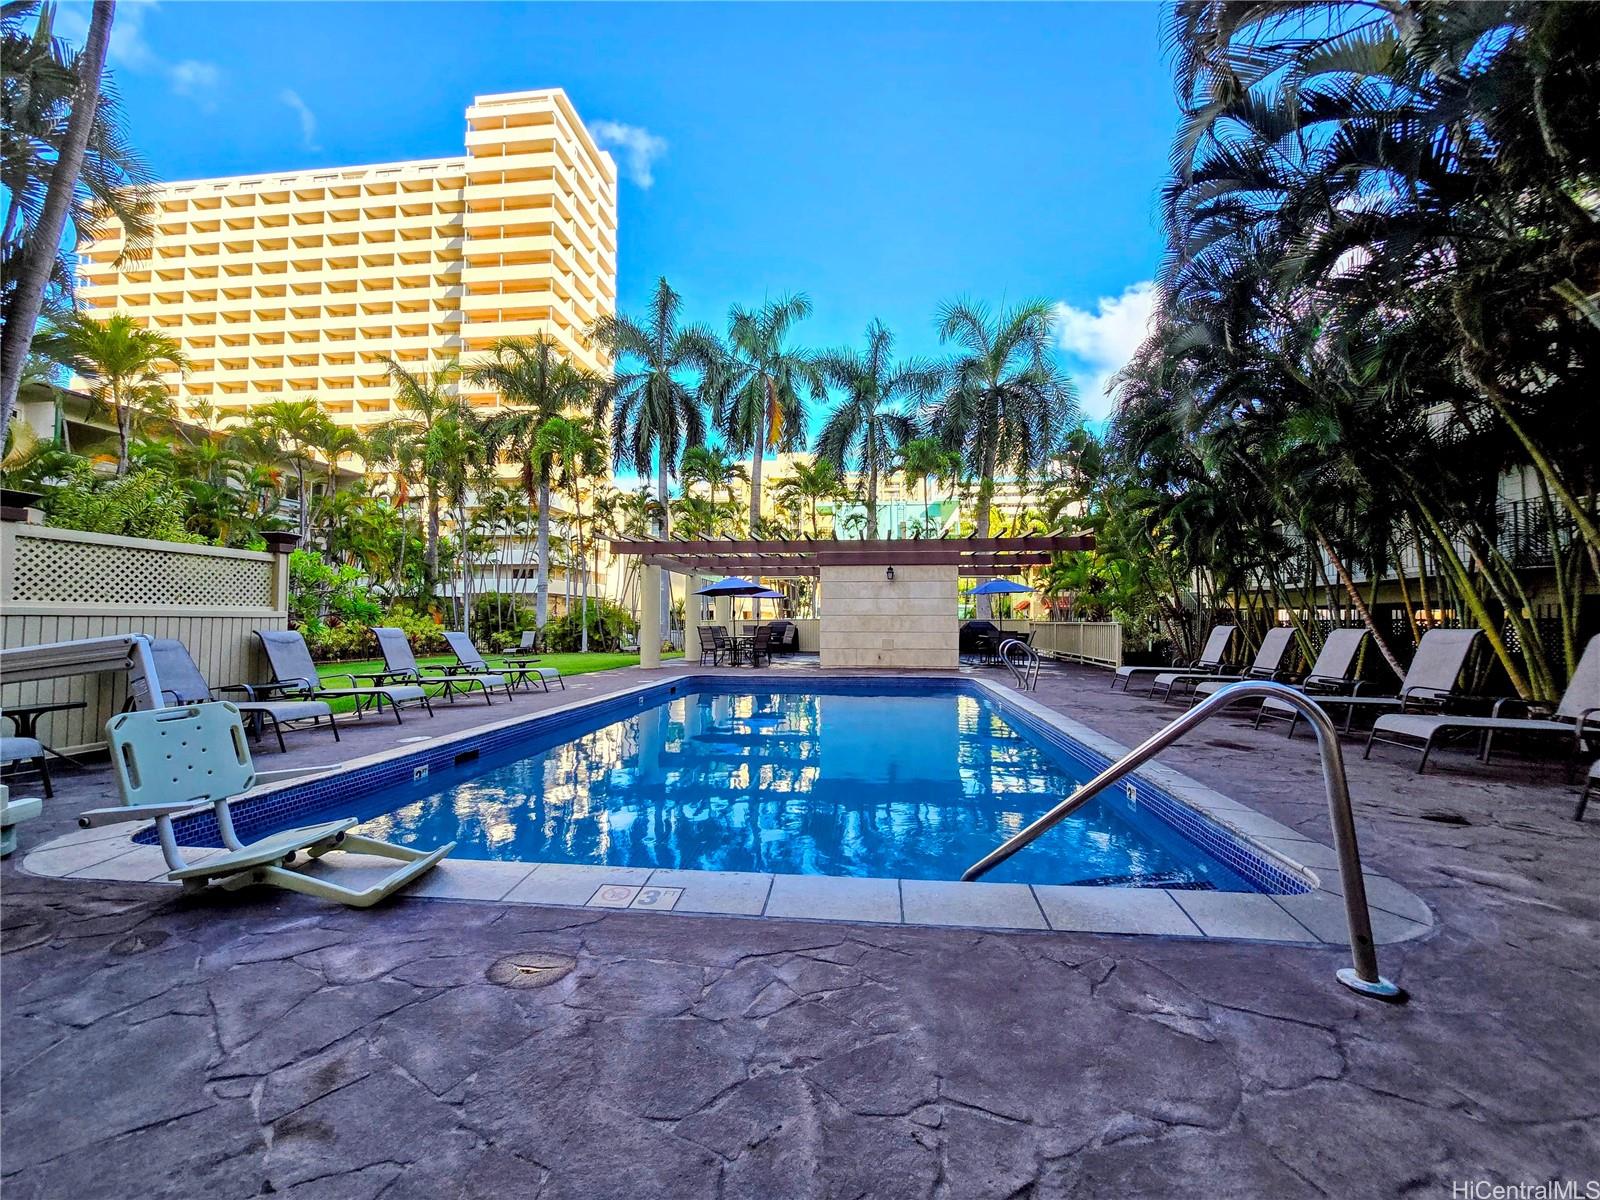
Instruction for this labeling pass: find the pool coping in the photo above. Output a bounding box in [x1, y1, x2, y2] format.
[20, 670, 1434, 946]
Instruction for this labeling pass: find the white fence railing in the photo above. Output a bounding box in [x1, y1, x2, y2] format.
[996, 620, 1122, 669]
[1, 521, 290, 753]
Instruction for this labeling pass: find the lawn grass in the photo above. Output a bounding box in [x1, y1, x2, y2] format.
[312, 650, 682, 712]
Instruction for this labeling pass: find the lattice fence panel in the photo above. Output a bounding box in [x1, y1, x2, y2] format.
[6, 533, 272, 608]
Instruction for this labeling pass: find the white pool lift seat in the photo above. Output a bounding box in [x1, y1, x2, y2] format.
[79, 703, 453, 907]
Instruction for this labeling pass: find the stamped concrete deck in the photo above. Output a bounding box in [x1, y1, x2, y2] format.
[3, 661, 1597, 1197]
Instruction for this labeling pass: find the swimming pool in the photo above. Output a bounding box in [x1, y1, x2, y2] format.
[146, 677, 1307, 894]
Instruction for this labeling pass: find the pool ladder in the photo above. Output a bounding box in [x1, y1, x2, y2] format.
[962, 680, 1406, 1003]
[999, 638, 1040, 690]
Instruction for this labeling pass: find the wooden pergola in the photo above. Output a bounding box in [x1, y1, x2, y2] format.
[606, 534, 1095, 578]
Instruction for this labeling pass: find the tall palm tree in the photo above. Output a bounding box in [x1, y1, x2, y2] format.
[929, 298, 1076, 610]
[57, 311, 186, 475]
[249, 398, 328, 544]
[380, 357, 460, 587]
[772, 458, 842, 537]
[0, 0, 123, 428]
[898, 436, 959, 537]
[816, 320, 942, 536]
[470, 335, 596, 630]
[591, 277, 721, 627]
[712, 293, 823, 533]
[534, 415, 604, 651]
[680, 444, 748, 512]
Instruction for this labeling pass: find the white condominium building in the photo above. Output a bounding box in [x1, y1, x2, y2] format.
[74, 88, 618, 430]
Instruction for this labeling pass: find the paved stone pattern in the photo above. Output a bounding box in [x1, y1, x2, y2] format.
[3, 663, 1598, 1197]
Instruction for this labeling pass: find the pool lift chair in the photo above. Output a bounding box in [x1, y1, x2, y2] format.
[79, 703, 453, 907]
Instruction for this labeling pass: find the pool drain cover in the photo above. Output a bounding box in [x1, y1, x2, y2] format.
[486, 952, 576, 989]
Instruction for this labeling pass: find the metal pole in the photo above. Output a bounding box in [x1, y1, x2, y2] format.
[961, 681, 1404, 1002]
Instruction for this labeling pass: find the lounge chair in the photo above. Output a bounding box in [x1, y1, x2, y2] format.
[1261, 627, 1482, 738]
[443, 630, 562, 693]
[1247, 628, 1370, 731]
[1365, 634, 1600, 775]
[1, 784, 42, 857]
[1153, 627, 1297, 704]
[80, 704, 452, 906]
[1578, 759, 1598, 822]
[1112, 625, 1236, 695]
[256, 629, 433, 725]
[147, 638, 338, 751]
[0, 731, 51, 798]
[371, 627, 509, 705]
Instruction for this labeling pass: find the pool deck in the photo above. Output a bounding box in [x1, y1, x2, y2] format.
[3, 661, 1596, 1197]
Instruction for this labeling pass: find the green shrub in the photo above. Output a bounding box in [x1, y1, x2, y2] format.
[300, 622, 374, 661]
[542, 600, 638, 652]
[378, 605, 449, 654]
[44, 467, 201, 543]
[288, 549, 382, 628]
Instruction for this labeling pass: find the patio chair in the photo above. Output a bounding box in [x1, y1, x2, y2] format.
[699, 626, 732, 666]
[1111, 625, 1236, 695]
[444, 630, 562, 693]
[1, 784, 42, 857]
[1157, 627, 1298, 704]
[1261, 627, 1482, 739]
[1249, 628, 1370, 732]
[767, 620, 799, 655]
[256, 630, 433, 725]
[80, 704, 452, 906]
[739, 625, 773, 668]
[1365, 633, 1600, 775]
[0, 730, 51, 798]
[371, 627, 508, 705]
[147, 638, 339, 751]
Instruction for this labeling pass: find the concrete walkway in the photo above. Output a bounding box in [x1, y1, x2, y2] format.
[3, 662, 1596, 1198]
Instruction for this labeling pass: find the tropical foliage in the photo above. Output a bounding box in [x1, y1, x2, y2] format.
[1107, 0, 1600, 697]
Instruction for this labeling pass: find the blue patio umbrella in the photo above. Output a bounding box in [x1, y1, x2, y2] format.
[963, 579, 1033, 596]
[694, 577, 770, 631]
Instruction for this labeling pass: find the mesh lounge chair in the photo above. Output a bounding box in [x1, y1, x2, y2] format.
[256, 630, 432, 725]
[147, 638, 338, 751]
[81, 704, 452, 906]
[1365, 633, 1600, 775]
[1248, 629, 1370, 732]
[444, 630, 562, 693]
[1152, 627, 1297, 704]
[1112, 625, 1235, 695]
[1261, 627, 1482, 738]
[371, 627, 508, 705]
[1578, 759, 1599, 822]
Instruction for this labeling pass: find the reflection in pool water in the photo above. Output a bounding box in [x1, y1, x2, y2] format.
[349, 690, 1256, 890]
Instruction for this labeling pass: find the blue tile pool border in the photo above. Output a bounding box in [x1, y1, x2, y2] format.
[135, 672, 1310, 896]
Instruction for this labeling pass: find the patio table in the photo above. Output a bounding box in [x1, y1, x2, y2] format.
[2, 699, 89, 765]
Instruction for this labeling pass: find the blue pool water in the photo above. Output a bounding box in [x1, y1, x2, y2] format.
[321, 682, 1267, 891]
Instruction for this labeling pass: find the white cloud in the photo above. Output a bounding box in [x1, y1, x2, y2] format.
[280, 89, 321, 152]
[590, 120, 668, 188]
[56, 0, 221, 103]
[1051, 281, 1159, 421]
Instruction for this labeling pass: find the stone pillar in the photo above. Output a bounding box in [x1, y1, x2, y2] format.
[640, 564, 662, 669]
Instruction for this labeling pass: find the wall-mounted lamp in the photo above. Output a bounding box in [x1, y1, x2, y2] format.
[885, 566, 895, 582]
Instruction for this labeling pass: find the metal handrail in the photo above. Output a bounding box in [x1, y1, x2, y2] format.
[1000, 637, 1040, 691]
[962, 680, 1404, 1001]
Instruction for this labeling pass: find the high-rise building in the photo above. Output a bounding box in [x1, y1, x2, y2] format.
[73, 88, 617, 430]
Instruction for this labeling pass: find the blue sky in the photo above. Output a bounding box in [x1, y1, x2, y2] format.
[58, 1, 1180, 425]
